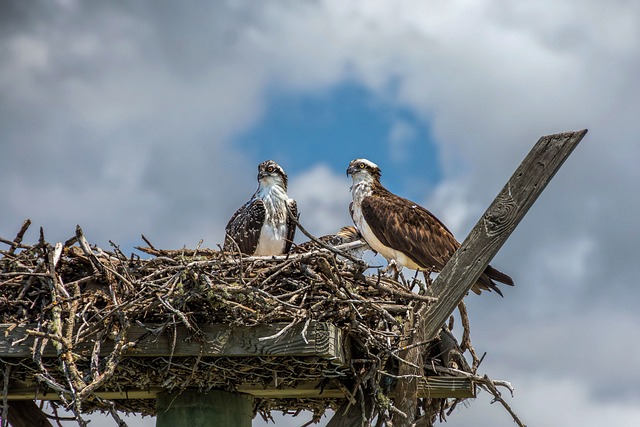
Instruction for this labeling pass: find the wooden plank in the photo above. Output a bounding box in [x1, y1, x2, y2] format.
[5, 387, 165, 401]
[391, 130, 587, 427]
[388, 129, 587, 427]
[421, 129, 588, 340]
[0, 321, 345, 363]
[416, 376, 475, 398]
[237, 382, 345, 398]
[4, 377, 473, 400]
[4, 384, 344, 401]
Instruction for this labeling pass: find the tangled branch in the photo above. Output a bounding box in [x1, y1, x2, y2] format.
[0, 221, 521, 426]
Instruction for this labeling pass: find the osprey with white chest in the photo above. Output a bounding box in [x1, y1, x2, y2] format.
[347, 158, 514, 295]
[224, 160, 297, 256]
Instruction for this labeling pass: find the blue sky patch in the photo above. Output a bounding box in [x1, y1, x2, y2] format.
[235, 81, 441, 199]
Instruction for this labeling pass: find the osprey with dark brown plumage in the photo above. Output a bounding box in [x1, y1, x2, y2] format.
[224, 160, 297, 256]
[346, 158, 514, 296]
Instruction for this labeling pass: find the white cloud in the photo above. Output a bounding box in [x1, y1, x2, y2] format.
[6, 34, 50, 72]
[446, 375, 640, 427]
[2, 1, 640, 425]
[423, 178, 483, 237]
[288, 164, 353, 239]
[529, 235, 596, 290]
[387, 119, 416, 164]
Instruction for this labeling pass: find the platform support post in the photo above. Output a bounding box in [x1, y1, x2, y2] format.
[156, 389, 253, 427]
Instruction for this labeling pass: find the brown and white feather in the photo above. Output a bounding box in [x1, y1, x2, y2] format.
[347, 158, 513, 296]
[224, 160, 297, 256]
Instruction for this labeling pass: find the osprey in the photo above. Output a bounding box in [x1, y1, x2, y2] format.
[292, 225, 369, 259]
[347, 158, 514, 295]
[224, 160, 297, 256]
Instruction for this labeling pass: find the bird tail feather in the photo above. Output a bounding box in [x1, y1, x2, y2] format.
[471, 265, 514, 297]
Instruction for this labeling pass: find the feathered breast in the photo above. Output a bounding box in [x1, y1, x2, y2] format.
[359, 186, 460, 271]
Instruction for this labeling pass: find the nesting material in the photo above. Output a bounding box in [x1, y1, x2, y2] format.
[0, 222, 480, 425]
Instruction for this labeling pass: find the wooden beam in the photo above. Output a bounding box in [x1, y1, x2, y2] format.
[5, 377, 473, 401]
[156, 390, 253, 427]
[5, 401, 54, 427]
[416, 376, 475, 399]
[392, 130, 588, 427]
[0, 321, 344, 363]
[421, 129, 588, 340]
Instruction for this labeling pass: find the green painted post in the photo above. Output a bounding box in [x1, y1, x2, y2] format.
[156, 389, 253, 427]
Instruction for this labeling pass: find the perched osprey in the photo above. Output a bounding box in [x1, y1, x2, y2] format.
[292, 225, 369, 259]
[224, 160, 297, 256]
[347, 158, 514, 295]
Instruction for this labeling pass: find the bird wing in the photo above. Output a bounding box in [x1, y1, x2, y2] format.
[291, 233, 342, 254]
[360, 189, 460, 271]
[284, 199, 298, 254]
[223, 199, 266, 255]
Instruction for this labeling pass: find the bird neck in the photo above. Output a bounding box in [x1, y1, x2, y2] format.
[255, 180, 290, 225]
[256, 178, 288, 200]
[350, 174, 377, 205]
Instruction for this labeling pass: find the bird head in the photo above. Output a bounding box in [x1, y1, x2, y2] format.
[257, 160, 288, 190]
[346, 158, 381, 183]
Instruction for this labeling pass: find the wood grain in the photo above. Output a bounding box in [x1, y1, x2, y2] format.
[392, 130, 587, 427]
[421, 129, 588, 340]
[5, 377, 473, 400]
[0, 321, 345, 362]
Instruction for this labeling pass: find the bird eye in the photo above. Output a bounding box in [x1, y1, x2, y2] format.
[267, 166, 274, 173]
[359, 163, 366, 169]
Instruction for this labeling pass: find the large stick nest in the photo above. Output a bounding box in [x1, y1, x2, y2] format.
[0, 221, 480, 426]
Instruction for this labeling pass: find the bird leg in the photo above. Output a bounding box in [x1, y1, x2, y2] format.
[381, 261, 413, 289]
[380, 260, 400, 281]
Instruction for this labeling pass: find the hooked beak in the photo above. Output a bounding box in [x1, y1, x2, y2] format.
[258, 171, 268, 180]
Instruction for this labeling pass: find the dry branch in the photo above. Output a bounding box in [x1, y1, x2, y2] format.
[1, 222, 501, 426]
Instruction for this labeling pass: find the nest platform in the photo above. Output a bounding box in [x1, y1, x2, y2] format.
[0, 224, 477, 425]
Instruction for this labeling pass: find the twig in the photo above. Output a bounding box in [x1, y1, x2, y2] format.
[75, 225, 102, 273]
[96, 398, 129, 427]
[433, 366, 525, 426]
[1, 363, 10, 427]
[366, 276, 438, 303]
[1, 222, 500, 424]
[9, 219, 31, 254]
[286, 204, 364, 264]
[377, 370, 422, 380]
[457, 300, 481, 371]
[258, 319, 300, 342]
[477, 374, 523, 423]
[141, 234, 156, 250]
[157, 296, 193, 330]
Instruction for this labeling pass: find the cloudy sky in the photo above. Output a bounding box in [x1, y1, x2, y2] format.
[2, 0, 640, 426]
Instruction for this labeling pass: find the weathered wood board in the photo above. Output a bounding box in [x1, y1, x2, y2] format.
[5, 377, 474, 400]
[0, 321, 344, 363]
[421, 129, 588, 340]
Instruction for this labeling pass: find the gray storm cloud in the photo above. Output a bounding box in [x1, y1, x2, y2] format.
[1, 1, 639, 426]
